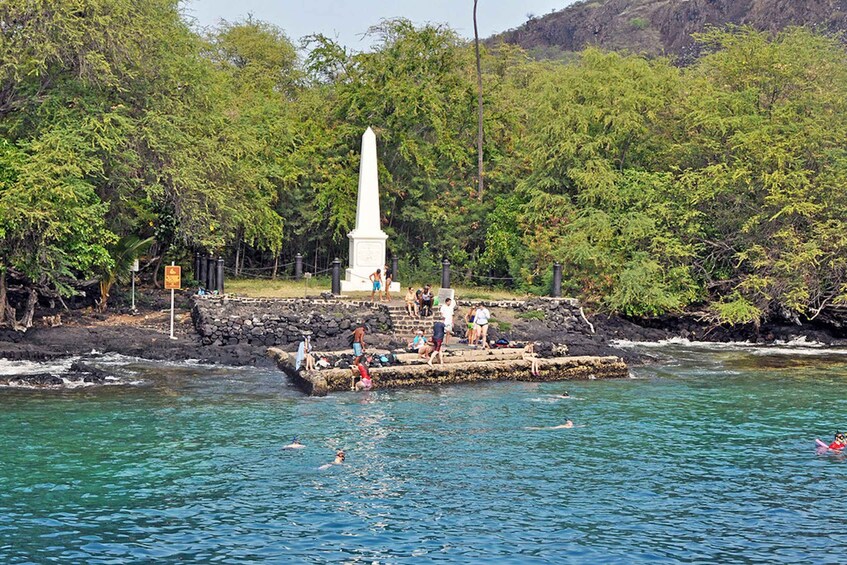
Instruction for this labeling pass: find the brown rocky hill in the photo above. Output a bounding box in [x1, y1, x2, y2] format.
[492, 0, 847, 62]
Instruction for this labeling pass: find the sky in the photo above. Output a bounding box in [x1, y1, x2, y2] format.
[181, 0, 581, 49]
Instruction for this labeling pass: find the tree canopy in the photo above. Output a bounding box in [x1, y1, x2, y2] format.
[2, 1, 845, 328]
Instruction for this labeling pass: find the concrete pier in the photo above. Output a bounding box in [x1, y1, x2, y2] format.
[268, 347, 628, 396]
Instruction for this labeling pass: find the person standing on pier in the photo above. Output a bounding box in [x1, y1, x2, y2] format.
[383, 264, 393, 302]
[428, 321, 446, 366]
[473, 304, 491, 349]
[352, 323, 366, 362]
[369, 269, 382, 303]
[465, 305, 477, 346]
[440, 297, 455, 345]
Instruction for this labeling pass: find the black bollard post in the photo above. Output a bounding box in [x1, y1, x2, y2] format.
[331, 257, 341, 295]
[441, 258, 451, 289]
[552, 262, 562, 298]
[392, 255, 399, 283]
[199, 253, 208, 290]
[194, 251, 201, 283]
[207, 255, 216, 292]
[295, 253, 303, 281]
[216, 257, 225, 294]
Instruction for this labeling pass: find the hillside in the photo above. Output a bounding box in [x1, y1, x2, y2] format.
[492, 0, 847, 61]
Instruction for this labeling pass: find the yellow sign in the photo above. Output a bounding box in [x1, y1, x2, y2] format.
[164, 266, 181, 290]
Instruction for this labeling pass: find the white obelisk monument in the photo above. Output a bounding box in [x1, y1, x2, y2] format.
[341, 127, 399, 292]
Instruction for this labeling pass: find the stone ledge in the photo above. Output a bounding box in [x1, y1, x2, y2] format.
[268, 347, 627, 396]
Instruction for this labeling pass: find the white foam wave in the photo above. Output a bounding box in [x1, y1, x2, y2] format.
[0, 356, 146, 389]
[611, 337, 847, 356]
[0, 357, 77, 376]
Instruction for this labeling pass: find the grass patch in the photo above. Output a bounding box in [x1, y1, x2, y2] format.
[226, 277, 331, 298]
[227, 278, 536, 302]
[489, 317, 512, 332]
[516, 310, 546, 321]
[630, 17, 649, 29]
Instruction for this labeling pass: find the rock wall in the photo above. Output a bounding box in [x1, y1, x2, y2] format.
[192, 296, 594, 347]
[458, 297, 594, 345]
[191, 297, 392, 346]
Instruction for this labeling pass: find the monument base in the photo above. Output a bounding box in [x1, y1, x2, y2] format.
[340, 279, 401, 293]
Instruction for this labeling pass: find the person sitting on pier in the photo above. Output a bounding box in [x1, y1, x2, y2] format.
[296, 334, 315, 371]
[420, 285, 434, 317]
[428, 321, 446, 366]
[408, 330, 427, 353]
[405, 287, 418, 317]
[523, 341, 541, 377]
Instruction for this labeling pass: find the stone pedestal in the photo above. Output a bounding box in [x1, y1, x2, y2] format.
[341, 235, 390, 291]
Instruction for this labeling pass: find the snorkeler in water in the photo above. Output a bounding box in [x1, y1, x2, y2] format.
[283, 438, 305, 449]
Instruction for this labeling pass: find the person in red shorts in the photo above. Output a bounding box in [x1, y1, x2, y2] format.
[829, 432, 846, 450]
[428, 321, 446, 366]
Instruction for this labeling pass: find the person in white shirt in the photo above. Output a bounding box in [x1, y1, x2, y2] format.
[473, 304, 491, 349]
[440, 297, 455, 345]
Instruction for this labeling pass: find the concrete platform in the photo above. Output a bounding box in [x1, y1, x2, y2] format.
[268, 347, 628, 396]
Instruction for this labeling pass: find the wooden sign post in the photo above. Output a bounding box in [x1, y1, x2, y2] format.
[164, 263, 181, 340]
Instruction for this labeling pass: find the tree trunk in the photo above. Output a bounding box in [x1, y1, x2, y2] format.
[473, 0, 485, 202]
[152, 253, 163, 288]
[98, 280, 111, 313]
[19, 287, 37, 329]
[234, 238, 242, 277]
[272, 254, 279, 280]
[0, 270, 14, 327]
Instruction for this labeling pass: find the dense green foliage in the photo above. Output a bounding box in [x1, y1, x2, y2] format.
[2, 1, 846, 327]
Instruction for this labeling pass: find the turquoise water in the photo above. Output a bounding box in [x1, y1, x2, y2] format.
[3, 345, 847, 563]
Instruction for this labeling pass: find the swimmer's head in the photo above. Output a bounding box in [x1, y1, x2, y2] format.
[336, 450, 346, 461]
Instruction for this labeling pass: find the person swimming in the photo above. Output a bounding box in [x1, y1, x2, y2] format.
[526, 420, 578, 430]
[283, 438, 305, 449]
[829, 432, 846, 450]
[319, 449, 346, 470]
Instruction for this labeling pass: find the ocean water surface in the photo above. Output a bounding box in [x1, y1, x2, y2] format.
[3, 344, 847, 563]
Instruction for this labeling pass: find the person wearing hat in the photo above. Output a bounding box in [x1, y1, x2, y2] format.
[408, 330, 427, 353]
